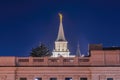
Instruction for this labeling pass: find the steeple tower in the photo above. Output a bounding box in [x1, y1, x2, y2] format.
[52, 13, 70, 57]
[56, 13, 66, 41]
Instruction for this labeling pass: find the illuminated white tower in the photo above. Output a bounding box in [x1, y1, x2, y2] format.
[52, 13, 70, 57]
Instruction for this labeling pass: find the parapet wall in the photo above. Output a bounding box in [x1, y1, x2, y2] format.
[1, 50, 120, 67]
[90, 50, 120, 66]
[0, 56, 16, 66]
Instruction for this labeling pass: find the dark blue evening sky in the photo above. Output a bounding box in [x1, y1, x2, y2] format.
[0, 0, 120, 56]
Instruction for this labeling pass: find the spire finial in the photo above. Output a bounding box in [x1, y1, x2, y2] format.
[59, 13, 62, 23]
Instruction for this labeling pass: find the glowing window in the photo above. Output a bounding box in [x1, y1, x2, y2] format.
[65, 77, 72, 80]
[35, 78, 42, 80]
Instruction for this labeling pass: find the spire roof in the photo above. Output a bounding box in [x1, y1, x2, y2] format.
[76, 43, 81, 57]
[56, 13, 66, 41]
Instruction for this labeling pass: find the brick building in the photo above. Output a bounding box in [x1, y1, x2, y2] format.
[0, 14, 119, 80]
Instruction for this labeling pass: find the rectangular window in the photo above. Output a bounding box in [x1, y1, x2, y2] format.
[80, 78, 87, 80]
[20, 78, 27, 80]
[18, 59, 29, 62]
[50, 78, 57, 80]
[49, 59, 58, 62]
[79, 59, 89, 62]
[33, 59, 44, 62]
[35, 78, 42, 80]
[107, 78, 113, 80]
[63, 59, 73, 62]
[65, 77, 72, 80]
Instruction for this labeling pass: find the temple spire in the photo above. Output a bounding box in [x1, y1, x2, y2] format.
[76, 42, 81, 57]
[56, 13, 66, 41]
[52, 13, 73, 57]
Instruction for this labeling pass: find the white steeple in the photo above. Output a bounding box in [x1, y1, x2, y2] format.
[56, 13, 66, 41]
[52, 13, 71, 57]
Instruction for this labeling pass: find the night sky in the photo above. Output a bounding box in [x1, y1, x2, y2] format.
[0, 0, 120, 56]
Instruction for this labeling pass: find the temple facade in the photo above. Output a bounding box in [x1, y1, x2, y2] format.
[0, 46, 120, 80]
[0, 14, 120, 80]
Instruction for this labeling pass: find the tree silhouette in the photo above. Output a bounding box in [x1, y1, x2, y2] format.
[30, 43, 51, 57]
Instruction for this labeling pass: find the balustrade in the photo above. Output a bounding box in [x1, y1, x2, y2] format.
[16, 57, 90, 66]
